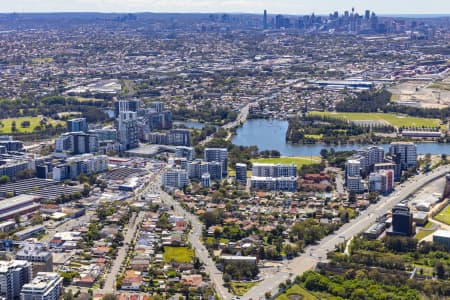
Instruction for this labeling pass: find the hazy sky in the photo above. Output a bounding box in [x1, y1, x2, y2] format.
[1, 0, 450, 15]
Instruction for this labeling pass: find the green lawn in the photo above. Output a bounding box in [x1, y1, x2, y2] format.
[309, 112, 442, 129]
[229, 281, 258, 296]
[0, 116, 64, 134]
[276, 284, 318, 300]
[251, 156, 321, 169]
[304, 134, 324, 140]
[415, 229, 435, 240]
[434, 205, 450, 225]
[163, 246, 194, 263]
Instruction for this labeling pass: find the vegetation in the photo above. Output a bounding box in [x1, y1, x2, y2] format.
[0, 116, 64, 134]
[275, 284, 318, 300]
[434, 204, 450, 225]
[173, 101, 238, 124]
[250, 156, 321, 170]
[229, 281, 258, 296]
[310, 111, 442, 129]
[163, 246, 194, 263]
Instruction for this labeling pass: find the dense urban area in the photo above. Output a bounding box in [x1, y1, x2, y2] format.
[0, 7, 449, 300]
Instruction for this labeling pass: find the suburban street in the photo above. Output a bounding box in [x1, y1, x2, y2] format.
[243, 165, 450, 300]
[101, 211, 145, 293]
[151, 172, 234, 300]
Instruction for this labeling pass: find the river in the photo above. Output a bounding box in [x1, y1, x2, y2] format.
[231, 119, 450, 156]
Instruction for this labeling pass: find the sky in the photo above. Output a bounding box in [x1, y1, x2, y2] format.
[0, 0, 450, 15]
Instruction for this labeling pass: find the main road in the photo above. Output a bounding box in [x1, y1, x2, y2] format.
[243, 165, 450, 300]
[200, 102, 253, 146]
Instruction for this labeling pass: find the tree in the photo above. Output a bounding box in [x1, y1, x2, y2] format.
[82, 183, 91, 197]
[0, 175, 10, 184]
[102, 294, 119, 300]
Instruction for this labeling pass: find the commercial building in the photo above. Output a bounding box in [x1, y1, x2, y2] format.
[204, 148, 228, 178]
[390, 204, 414, 237]
[433, 230, 450, 249]
[162, 169, 188, 189]
[88, 128, 117, 142]
[66, 118, 87, 133]
[14, 226, 45, 241]
[16, 243, 53, 277]
[20, 272, 63, 300]
[0, 260, 32, 300]
[0, 195, 40, 222]
[235, 163, 247, 185]
[0, 140, 23, 152]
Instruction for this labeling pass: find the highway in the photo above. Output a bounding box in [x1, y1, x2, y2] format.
[243, 165, 450, 300]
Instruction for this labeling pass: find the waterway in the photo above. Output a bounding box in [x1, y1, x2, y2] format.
[231, 119, 450, 156]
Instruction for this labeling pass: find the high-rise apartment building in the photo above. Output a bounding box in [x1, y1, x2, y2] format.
[116, 111, 138, 150]
[204, 148, 228, 177]
[66, 118, 87, 133]
[20, 272, 63, 300]
[0, 260, 32, 300]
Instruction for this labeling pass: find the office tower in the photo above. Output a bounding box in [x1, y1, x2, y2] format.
[365, 10, 371, 20]
[263, 10, 268, 29]
[204, 148, 228, 177]
[357, 146, 384, 175]
[16, 243, 53, 277]
[88, 128, 117, 142]
[0, 260, 32, 300]
[20, 272, 63, 300]
[175, 146, 195, 162]
[114, 100, 140, 117]
[391, 204, 414, 236]
[55, 132, 99, 155]
[201, 173, 211, 188]
[162, 169, 188, 189]
[235, 163, 247, 185]
[150, 101, 165, 113]
[116, 111, 139, 150]
[389, 142, 417, 170]
[66, 118, 87, 133]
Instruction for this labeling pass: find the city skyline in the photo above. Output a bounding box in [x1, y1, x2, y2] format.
[1, 0, 450, 15]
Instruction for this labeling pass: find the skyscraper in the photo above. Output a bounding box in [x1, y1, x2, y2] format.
[263, 10, 268, 29]
[389, 142, 417, 171]
[116, 111, 139, 150]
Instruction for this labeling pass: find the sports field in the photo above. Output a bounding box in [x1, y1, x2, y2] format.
[309, 112, 442, 129]
[0, 117, 64, 134]
[251, 156, 321, 169]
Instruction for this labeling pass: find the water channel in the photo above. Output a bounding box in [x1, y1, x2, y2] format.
[231, 119, 450, 156]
